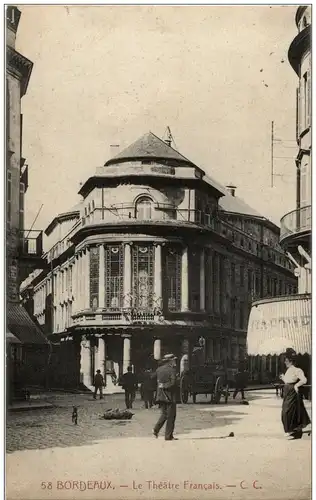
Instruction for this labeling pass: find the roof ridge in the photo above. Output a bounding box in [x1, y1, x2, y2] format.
[146, 130, 193, 164]
[105, 131, 196, 166]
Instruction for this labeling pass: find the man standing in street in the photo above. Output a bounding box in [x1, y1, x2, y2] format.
[141, 368, 156, 409]
[153, 354, 178, 441]
[233, 362, 248, 401]
[120, 366, 138, 409]
[93, 369, 104, 400]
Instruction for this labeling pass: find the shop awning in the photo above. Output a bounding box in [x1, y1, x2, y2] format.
[6, 303, 49, 345]
[6, 330, 22, 344]
[247, 294, 311, 356]
[253, 338, 295, 356]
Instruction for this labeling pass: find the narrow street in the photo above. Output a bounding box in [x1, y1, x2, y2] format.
[6, 390, 311, 500]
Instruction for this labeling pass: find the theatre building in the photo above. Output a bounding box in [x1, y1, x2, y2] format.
[247, 6, 311, 384]
[21, 132, 297, 392]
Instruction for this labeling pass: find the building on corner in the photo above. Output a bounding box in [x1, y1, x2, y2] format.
[20, 131, 297, 392]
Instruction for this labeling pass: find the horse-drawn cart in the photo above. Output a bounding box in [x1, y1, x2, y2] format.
[179, 362, 237, 404]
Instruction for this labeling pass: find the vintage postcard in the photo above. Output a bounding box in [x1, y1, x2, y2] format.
[5, 4, 311, 500]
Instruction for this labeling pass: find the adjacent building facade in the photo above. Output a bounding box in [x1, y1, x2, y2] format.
[6, 6, 49, 400]
[247, 6, 311, 382]
[21, 132, 297, 392]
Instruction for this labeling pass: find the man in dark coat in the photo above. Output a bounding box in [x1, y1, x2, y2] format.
[152, 354, 178, 441]
[141, 368, 156, 409]
[93, 370, 104, 400]
[233, 365, 248, 400]
[120, 366, 138, 409]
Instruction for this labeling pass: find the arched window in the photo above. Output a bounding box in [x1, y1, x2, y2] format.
[135, 197, 153, 220]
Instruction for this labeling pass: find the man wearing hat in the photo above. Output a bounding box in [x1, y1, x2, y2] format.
[152, 354, 178, 441]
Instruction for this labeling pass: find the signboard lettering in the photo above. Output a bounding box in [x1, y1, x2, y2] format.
[151, 166, 175, 176]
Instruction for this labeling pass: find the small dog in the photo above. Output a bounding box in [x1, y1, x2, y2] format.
[72, 406, 78, 425]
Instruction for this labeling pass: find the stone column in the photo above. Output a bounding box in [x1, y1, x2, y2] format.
[181, 246, 189, 311]
[80, 338, 92, 388]
[85, 248, 90, 310]
[99, 244, 105, 309]
[77, 252, 82, 311]
[153, 338, 161, 360]
[123, 336, 131, 373]
[74, 256, 79, 313]
[123, 243, 132, 308]
[57, 270, 61, 332]
[200, 248, 205, 311]
[154, 244, 162, 310]
[95, 337, 105, 377]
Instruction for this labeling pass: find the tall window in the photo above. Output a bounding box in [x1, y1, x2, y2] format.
[189, 249, 201, 312]
[213, 253, 220, 314]
[105, 245, 124, 309]
[248, 269, 253, 295]
[255, 272, 260, 298]
[240, 265, 244, 287]
[220, 256, 227, 316]
[90, 246, 99, 310]
[303, 72, 308, 129]
[132, 245, 154, 309]
[231, 263, 236, 292]
[19, 182, 25, 230]
[135, 197, 153, 220]
[205, 249, 213, 313]
[239, 302, 245, 329]
[164, 246, 182, 311]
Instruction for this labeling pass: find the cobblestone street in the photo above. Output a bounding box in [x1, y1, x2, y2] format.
[7, 392, 246, 452]
[6, 391, 311, 500]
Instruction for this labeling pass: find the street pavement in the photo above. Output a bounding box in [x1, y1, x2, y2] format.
[6, 390, 311, 500]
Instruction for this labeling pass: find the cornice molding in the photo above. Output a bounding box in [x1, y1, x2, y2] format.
[6, 46, 33, 96]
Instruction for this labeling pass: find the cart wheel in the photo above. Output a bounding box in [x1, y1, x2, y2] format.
[214, 376, 223, 404]
[180, 375, 189, 404]
[192, 393, 197, 404]
[224, 385, 229, 404]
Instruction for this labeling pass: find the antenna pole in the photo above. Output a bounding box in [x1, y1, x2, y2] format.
[25, 203, 44, 239]
[271, 121, 274, 187]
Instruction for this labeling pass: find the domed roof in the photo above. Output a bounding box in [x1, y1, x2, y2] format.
[105, 131, 196, 167]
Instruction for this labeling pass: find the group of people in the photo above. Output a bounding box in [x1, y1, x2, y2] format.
[92, 347, 311, 441]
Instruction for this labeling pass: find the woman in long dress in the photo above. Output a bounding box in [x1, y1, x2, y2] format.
[280, 349, 311, 439]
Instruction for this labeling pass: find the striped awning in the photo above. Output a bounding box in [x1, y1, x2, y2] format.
[247, 294, 311, 355]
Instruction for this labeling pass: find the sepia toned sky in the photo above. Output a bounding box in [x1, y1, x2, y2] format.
[16, 5, 299, 231]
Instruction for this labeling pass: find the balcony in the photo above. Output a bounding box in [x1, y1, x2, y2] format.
[17, 230, 46, 283]
[280, 205, 311, 247]
[69, 205, 292, 271]
[18, 230, 43, 257]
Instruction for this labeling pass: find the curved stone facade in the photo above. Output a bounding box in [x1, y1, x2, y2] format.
[21, 132, 297, 392]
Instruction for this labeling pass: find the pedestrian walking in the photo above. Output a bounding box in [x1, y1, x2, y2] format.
[93, 369, 104, 400]
[120, 366, 138, 409]
[233, 365, 247, 401]
[152, 354, 178, 441]
[140, 368, 156, 409]
[280, 349, 310, 439]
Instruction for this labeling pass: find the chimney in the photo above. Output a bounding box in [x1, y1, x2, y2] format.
[226, 184, 237, 197]
[110, 144, 120, 157]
